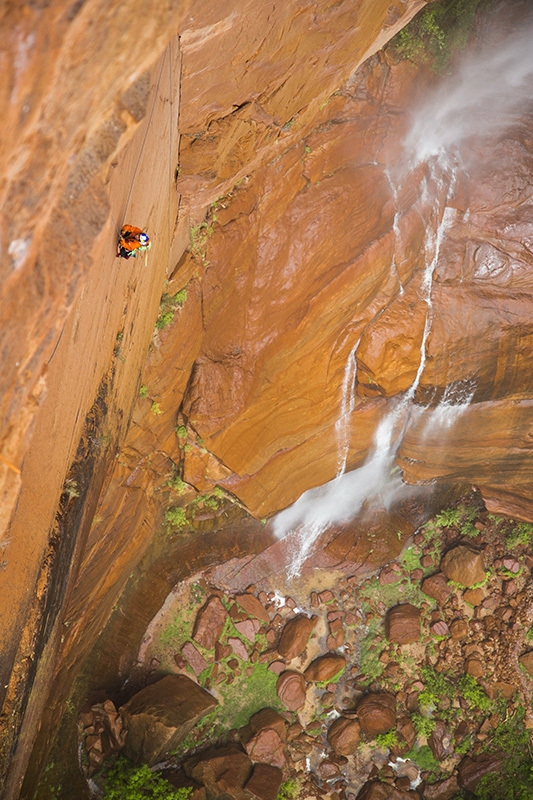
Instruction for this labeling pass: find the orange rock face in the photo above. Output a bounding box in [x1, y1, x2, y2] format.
[4, 0, 533, 796]
[2, 3, 429, 794]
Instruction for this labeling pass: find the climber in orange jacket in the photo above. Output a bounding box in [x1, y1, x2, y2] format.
[116, 224, 151, 259]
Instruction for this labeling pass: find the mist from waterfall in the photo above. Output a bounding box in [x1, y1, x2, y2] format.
[405, 24, 533, 165]
[274, 13, 533, 575]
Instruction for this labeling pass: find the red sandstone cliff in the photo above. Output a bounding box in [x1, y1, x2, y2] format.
[1, 1, 431, 797]
[3, 0, 533, 796]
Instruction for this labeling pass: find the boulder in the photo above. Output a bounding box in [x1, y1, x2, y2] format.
[228, 637, 250, 661]
[235, 619, 259, 643]
[356, 780, 418, 799]
[181, 641, 208, 676]
[397, 716, 416, 749]
[278, 614, 317, 660]
[385, 604, 420, 644]
[327, 716, 361, 755]
[428, 721, 453, 761]
[519, 650, 533, 676]
[304, 653, 346, 682]
[357, 693, 396, 737]
[458, 753, 506, 791]
[449, 619, 469, 640]
[120, 674, 217, 765]
[244, 763, 283, 800]
[317, 760, 341, 780]
[421, 573, 453, 604]
[440, 546, 485, 587]
[494, 681, 518, 699]
[81, 700, 127, 776]
[276, 670, 307, 711]
[241, 708, 287, 768]
[192, 596, 228, 650]
[465, 657, 483, 678]
[247, 708, 287, 741]
[184, 744, 252, 793]
[463, 587, 485, 606]
[243, 728, 286, 769]
[430, 620, 449, 637]
[422, 775, 460, 800]
[380, 565, 402, 585]
[236, 593, 270, 623]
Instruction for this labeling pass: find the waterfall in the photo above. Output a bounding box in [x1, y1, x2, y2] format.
[335, 339, 359, 477]
[405, 25, 533, 164]
[274, 19, 533, 575]
[421, 378, 476, 437]
[384, 169, 405, 296]
[274, 160, 459, 576]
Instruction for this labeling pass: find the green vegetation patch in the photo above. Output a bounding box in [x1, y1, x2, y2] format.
[411, 712, 436, 738]
[358, 573, 427, 612]
[156, 289, 188, 330]
[164, 507, 188, 530]
[473, 706, 533, 799]
[215, 662, 282, 730]
[418, 665, 455, 709]
[104, 757, 192, 800]
[458, 674, 492, 712]
[506, 521, 533, 549]
[277, 778, 301, 800]
[403, 744, 442, 782]
[375, 730, 398, 749]
[391, 0, 491, 74]
[359, 616, 386, 683]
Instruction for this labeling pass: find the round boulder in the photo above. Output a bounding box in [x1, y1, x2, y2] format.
[276, 670, 306, 711]
[440, 545, 485, 587]
[304, 653, 346, 683]
[519, 651, 533, 676]
[278, 614, 317, 660]
[327, 716, 361, 756]
[356, 692, 396, 737]
[385, 603, 420, 644]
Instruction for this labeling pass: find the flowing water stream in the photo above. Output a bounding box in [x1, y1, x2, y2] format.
[275, 16, 533, 576]
[274, 156, 460, 576]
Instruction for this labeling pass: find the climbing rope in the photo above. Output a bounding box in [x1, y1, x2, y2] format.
[123, 48, 168, 225]
[167, 37, 173, 275]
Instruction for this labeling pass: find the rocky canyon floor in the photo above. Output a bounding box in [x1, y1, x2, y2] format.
[74, 494, 533, 800]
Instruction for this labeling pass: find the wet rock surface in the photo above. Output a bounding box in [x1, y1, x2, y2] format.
[304, 654, 346, 683]
[356, 693, 397, 737]
[327, 717, 362, 756]
[193, 596, 228, 650]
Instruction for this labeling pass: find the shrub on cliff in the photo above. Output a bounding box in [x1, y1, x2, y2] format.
[390, 0, 490, 73]
[104, 757, 192, 800]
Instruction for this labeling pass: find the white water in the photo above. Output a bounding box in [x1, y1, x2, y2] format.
[405, 25, 533, 165]
[275, 161, 457, 575]
[384, 169, 405, 296]
[420, 378, 477, 437]
[334, 339, 359, 477]
[275, 19, 533, 575]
